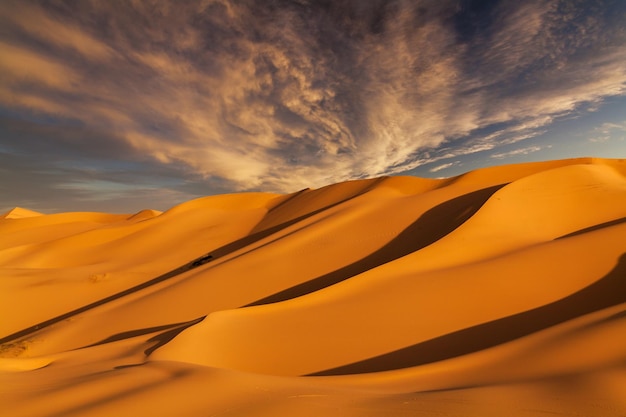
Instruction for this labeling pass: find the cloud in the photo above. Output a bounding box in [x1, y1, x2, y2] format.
[0, 144, 205, 214]
[588, 121, 626, 143]
[598, 122, 626, 133]
[0, 3, 114, 61]
[429, 161, 460, 173]
[0, 0, 625, 210]
[491, 146, 545, 159]
[0, 115, 206, 213]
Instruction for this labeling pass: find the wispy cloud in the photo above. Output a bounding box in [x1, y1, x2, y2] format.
[0, 0, 625, 211]
[429, 161, 460, 173]
[588, 121, 626, 143]
[491, 146, 545, 159]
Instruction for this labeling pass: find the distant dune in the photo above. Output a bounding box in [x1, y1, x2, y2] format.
[1, 157, 625, 417]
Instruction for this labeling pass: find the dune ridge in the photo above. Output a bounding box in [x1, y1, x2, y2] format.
[1, 157, 625, 416]
[0, 207, 43, 220]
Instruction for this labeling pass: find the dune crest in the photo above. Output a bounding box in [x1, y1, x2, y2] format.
[1, 158, 625, 417]
[0, 207, 43, 219]
[126, 209, 162, 221]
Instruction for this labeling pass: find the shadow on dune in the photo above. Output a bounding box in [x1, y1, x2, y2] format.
[79, 316, 206, 353]
[210, 178, 386, 260]
[0, 181, 380, 345]
[556, 216, 626, 239]
[246, 184, 506, 307]
[143, 316, 205, 357]
[0, 263, 194, 345]
[308, 252, 626, 376]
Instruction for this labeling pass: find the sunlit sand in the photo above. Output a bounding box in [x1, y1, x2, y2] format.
[1, 157, 625, 416]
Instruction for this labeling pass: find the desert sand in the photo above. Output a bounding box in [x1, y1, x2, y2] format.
[1, 157, 625, 416]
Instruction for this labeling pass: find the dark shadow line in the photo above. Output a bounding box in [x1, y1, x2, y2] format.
[308, 252, 626, 376]
[249, 178, 387, 235]
[246, 184, 506, 307]
[47, 365, 194, 417]
[264, 188, 310, 214]
[0, 181, 383, 345]
[144, 316, 205, 357]
[79, 318, 203, 350]
[210, 179, 386, 260]
[0, 263, 192, 345]
[555, 216, 626, 240]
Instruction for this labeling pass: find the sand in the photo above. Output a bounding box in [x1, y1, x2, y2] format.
[1, 157, 625, 416]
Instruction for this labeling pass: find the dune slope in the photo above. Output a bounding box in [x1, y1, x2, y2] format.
[1, 157, 625, 417]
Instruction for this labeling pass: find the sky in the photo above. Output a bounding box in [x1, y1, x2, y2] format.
[1, 0, 625, 214]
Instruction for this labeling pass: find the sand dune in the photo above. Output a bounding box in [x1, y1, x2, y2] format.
[1, 157, 625, 416]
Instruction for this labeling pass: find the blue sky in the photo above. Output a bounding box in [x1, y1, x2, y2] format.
[1, 0, 625, 213]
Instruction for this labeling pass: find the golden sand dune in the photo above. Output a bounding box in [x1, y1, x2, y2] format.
[1, 157, 625, 416]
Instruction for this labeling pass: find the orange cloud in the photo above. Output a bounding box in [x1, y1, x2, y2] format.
[0, 0, 625, 199]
